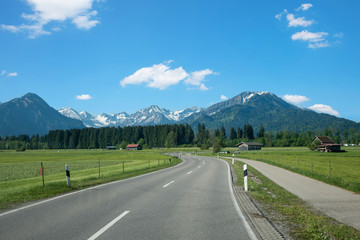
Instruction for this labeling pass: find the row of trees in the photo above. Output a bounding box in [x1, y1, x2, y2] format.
[0, 124, 195, 150]
[1, 123, 359, 150]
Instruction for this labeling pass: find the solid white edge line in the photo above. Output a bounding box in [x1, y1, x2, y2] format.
[87, 211, 130, 240]
[187, 171, 192, 175]
[162, 180, 175, 188]
[0, 157, 185, 218]
[224, 160, 258, 240]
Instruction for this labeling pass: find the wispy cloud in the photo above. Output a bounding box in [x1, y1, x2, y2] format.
[296, 3, 313, 11]
[76, 94, 93, 100]
[7, 72, 18, 77]
[308, 104, 340, 117]
[286, 13, 314, 27]
[283, 94, 310, 105]
[184, 69, 214, 91]
[120, 61, 216, 91]
[333, 32, 344, 38]
[291, 30, 328, 42]
[291, 30, 329, 48]
[220, 95, 228, 100]
[1, 0, 101, 38]
[1, 70, 18, 77]
[275, 4, 339, 49]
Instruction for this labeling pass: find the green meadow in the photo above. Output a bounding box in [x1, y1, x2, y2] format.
[0, 149, 182, 210]
[218, 146, 360, 193]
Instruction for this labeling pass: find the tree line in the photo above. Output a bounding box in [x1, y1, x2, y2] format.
[0, 123, 359, 151]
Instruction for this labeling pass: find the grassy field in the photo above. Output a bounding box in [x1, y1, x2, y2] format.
[225, 158, 360, 240]
[0, 149, 182, 210]
[215, 146, 360, 193]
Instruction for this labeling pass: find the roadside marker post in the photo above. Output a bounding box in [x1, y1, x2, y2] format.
[65, 164, 71, 187]
[243, 164, 248, 192]
[98, 158, 100, 179]
[40, 162, 45, 187]
[232, 154, 235, 165]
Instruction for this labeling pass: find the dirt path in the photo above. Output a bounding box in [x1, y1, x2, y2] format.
[236, 158, 360, 231]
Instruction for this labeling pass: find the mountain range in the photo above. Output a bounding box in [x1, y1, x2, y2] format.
[1, 91, 359, 137]
[58, 106, 203, 128]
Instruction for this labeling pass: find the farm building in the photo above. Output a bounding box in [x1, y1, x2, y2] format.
[312, 136, 341, 152]
[126, 144, 140, 150]
[106, 146, 116, 150]
[237, 142, 262, 151]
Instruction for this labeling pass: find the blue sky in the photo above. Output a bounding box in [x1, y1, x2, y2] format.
[0, 0, 359, 122]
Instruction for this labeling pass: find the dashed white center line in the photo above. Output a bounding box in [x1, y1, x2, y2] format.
[187, 171, 193, 175]
[163, 181, 175, 188]
[88, 211, 130, 240]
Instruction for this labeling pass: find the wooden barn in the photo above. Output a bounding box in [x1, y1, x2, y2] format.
[126, 144, 140, 151]
[312, 136, 341, 152]
[237, 142, 262, 151]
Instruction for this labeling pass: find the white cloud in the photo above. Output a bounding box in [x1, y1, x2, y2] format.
[220, 95, 228, 101]
[120, 63, 189, 90]
[7, 72, 18, 77]
[283, 94, 310, 105]
[286, 13, 314, 27]
[76, 94, 93, 100]
[120, 62, 216, 91]
[0, 24, 21, 33]
[296, 3, 313, 11]
[291, 30, 328, 42]
[199, 83, 209, 91]
[308, 104, 340, 117]
[1, 0, 101, 38]
[185, 69, 214, 88]
[275, 9, 288, 20]
[291, 30, 329, 48]
[72, 10, 99, 30]
[1, 70, 6, 76]
[308, 41, 330, 49]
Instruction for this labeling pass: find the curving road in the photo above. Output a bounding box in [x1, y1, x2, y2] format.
[0, 155, 257, 240]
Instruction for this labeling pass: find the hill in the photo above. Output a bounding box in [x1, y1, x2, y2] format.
[0, 93, 85, 137]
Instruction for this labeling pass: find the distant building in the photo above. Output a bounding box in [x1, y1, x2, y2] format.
[106, 146, 117, 150]
[312, 136, 341, 152]
[237, 142, 262, 151]
[126, 144, 140, 150]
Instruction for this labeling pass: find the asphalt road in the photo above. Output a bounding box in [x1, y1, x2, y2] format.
[237, 158, 360, 231]
[0, 155, 257, 240]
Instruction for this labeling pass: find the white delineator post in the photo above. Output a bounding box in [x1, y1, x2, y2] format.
[243, 164, 248, 192]
[65, 164, 71, 187]
[232, 154, 235, 165]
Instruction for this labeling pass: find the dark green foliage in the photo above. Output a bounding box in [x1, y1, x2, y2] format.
[0, 124, 195, 150]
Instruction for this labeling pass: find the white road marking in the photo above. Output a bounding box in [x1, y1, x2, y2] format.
[224, 160, 257, 240]
[163, 181, 175, 188]
[198, 166, 201, 168]
[0, 160, 185, 218]
[187, 171, 192, 175]
[203, 160, 205, 165]
[88, 211, 130, 240]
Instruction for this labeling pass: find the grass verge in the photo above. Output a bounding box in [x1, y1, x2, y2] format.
[213, 147, 360, 193]
[224, 158, 360, 240]
[0, 150, 181, 210]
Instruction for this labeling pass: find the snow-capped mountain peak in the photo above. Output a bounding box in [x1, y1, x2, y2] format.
[58, 105, 203, 128]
